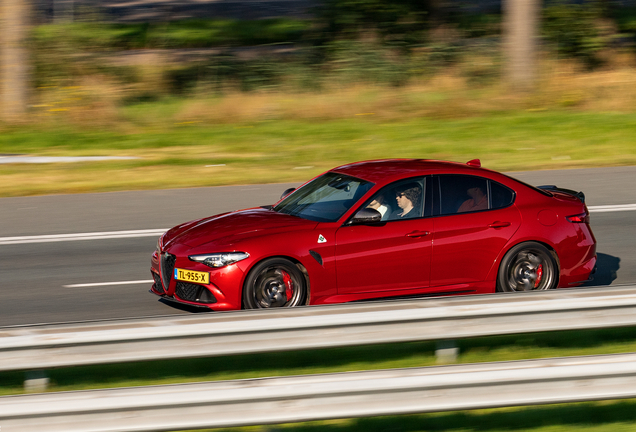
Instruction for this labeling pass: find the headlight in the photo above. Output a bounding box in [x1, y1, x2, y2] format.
[188, 252, 250, 268]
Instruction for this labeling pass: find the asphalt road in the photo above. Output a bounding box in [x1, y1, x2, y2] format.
[0, 166, 634, 327]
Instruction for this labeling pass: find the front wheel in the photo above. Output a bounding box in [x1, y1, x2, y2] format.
[243, 258, 307, 309]
[497, 242, 558, 292]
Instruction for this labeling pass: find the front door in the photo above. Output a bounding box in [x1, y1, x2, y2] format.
[335, 177, 433, 294]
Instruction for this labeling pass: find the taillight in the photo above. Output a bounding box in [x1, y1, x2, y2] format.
[566, 212, 590, 223]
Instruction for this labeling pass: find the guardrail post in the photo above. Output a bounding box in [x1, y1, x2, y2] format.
[24, 370, 49, 393]
[435, 340, 459, 364]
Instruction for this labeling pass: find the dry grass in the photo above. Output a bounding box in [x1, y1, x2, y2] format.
[162, 53, 636, 125]
[26, 49, 636, 129]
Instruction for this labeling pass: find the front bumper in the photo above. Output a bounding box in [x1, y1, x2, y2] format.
[150, 248, 245, 311]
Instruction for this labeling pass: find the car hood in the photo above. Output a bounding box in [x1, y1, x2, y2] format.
[162, 207, 318, 249]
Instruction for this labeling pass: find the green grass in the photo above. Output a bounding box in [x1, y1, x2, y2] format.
[2, 326, 636, 396]
[2, 110, 636, 196]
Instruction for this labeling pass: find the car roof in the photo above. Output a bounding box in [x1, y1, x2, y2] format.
[331, 159, 490, 184]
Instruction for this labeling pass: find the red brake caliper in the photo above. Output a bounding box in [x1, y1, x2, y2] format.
[534, 264, 543, 288]
[282, 271, 294, 301]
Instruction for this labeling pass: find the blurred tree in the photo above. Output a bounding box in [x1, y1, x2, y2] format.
[503, 0, 539, 91]
[1, 0, 32, 121]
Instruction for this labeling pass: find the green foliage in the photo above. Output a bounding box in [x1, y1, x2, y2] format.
[450, 12, 501, 38]
[158, 41, 445, 93]
[426, 42, 462, 67]
[326, 41, 415, 86]
[459, 43, 501, 85]
[613, 6, 636, 33]
[314, 0, 429, 48]
[159, 40, 438, 93]
[31, 18, 311, 89]
[162, 53, 293, 94]
[29, 2, 636, 95]
[543, 1, 607, 68]
[32, 19, 311, 51]
[31, 28, 136, 87]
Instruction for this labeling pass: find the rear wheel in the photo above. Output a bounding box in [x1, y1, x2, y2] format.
[243, 258, 307, 309]
[497, 242, 558, 292]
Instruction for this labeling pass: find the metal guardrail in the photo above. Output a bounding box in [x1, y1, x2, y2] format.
[2, 285, 636, 371]
[3, 351, 636, 432]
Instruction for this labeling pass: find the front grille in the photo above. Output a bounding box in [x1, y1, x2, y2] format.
[152, 271, 164, 294]
[160, 253, 176, 292]
[175, 282, 217, 304]
[175, 282, 199, 301]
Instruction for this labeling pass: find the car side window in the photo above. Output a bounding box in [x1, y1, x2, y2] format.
[362, 177, 427, 221]
[438, 175, 489, 215]
[438, 175, 515, 215]
[490, 181, 515, 209]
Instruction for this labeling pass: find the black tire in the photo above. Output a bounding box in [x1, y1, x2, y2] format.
[496, 242, 558, 292]
[243, 258, 307, 309]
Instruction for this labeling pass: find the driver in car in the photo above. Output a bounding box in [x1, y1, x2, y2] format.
[391, 185, 421, 219]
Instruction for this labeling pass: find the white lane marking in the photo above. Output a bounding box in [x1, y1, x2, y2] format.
[64, 280, 153, 288]
[588, 204, 636, 213]
[0, 229, 168, 245]
[2, 203, 636, 246]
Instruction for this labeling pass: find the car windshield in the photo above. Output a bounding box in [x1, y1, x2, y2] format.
[274, 172, 374, 222]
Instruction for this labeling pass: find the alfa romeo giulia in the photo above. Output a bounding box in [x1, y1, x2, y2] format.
[150, 159, 596, 310]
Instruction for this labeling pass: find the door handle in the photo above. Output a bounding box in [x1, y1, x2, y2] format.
[488, 221, 511, 229]
[406, 230, 430, 238]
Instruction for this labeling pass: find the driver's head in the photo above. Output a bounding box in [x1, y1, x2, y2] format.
[396, 184, 420, 208]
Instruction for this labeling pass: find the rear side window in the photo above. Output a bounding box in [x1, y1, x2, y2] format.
[490, 181, 515, 209]
[437, 175, 514, 215]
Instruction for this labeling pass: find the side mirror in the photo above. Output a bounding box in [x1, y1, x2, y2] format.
[280, 188, 296, 200]
[349, 208, 382, 225]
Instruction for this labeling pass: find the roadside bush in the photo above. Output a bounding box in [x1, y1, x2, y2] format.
[543, 1, 607, 68]
[326, 41, 414, 86]
[164, 53, 297, 94]
[426, 42, 462, 68]
[613, 6, 636, 33]
[32, 19, 311, 52]
[450, 12, 501, 39]
[313, 0, 429, 49]
[160, 41, 438, 95]
[458, 40, 501, 85]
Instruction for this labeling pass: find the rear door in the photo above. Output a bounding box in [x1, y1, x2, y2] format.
[430, 175, 521, 287]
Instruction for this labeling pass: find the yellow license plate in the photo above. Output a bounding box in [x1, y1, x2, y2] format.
[174, 268, 210, 284]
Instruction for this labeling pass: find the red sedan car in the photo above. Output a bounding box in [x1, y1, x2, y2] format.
[150, 159, 596, 310]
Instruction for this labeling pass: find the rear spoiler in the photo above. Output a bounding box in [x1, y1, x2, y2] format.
[537, 185, 586, 203]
